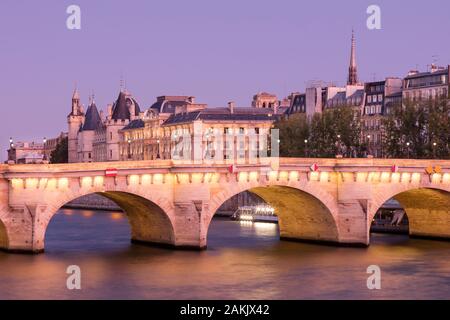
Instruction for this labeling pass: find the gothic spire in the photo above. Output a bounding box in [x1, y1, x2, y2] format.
[347, 30, 358, 85]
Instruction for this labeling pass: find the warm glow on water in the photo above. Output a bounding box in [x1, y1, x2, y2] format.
[1, 209, 450, 299]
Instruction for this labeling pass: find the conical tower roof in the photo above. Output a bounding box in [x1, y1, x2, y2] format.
[82, 100, 102, 131]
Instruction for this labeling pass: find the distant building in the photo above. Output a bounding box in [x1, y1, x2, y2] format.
[403, 64, 449, 102]
[362, 78, 403, 157]
[119, 102, 277, 162]
[7, 141, 45, 164]
[68, 87, 283, 163]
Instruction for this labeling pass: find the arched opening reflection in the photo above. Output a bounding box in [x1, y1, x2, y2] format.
[45, 191, 175, 252]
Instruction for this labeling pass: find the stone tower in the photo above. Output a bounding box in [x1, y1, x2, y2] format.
[67, 88, 84, 163]
[347, 30, 358, 86]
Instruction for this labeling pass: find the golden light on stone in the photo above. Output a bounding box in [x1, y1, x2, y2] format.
[289, 171, 299, 181]
[380, 172, 390, 183]
[141, 174, 151, 185]
[11, 178, 23, 189]
[443, 173, 450, 184]
[58, 178, 69, 189]
[191, 173, 203, 184]
[238, 172, 248, 183]
[129, 175, 140, 185]
[431, 173, 441, 184]
[268, 170, 278, 181]
[47, 178, 57, 189]
[279, 171, 289, 181]
[319, 172, 329, 183]
[38, 178, 48, 189]
[309, 171, 319, 181]
[153, 173, 164, 184]
[93, 176, 104, 187]
[249, 171, 258, 182]
[411, 172, 421, 183]
[401, 172, 411, 183]
[25, 178, 39, 189]
[81, 177, 92, 188]
[391, 172, 400, 183]
[356, 172, 367, 182]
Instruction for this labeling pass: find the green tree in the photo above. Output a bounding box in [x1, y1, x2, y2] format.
[383, 96, 450, 159]
[276, 105, 362, 158]
[275, 113, 310, 157]
[50, 137, 68, 163]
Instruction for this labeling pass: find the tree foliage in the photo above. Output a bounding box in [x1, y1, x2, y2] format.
[382, 97, 450, 159]
[275, 106, 362, 158]
[50, 137, 69, 163]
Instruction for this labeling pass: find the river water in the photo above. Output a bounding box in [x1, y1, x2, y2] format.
[0, 209, 449, 300]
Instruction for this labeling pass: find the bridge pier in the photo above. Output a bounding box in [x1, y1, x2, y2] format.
[172, 201, 208, 250]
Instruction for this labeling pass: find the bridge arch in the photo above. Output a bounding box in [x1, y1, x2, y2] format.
[208, 181, 340, 244]
[39, 189, 176, 252]
[369, 185, 450, 240]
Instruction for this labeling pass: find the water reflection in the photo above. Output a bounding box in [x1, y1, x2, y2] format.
[0, 209, 449, 299]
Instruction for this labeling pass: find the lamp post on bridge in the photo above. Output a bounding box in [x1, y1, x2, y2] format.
[336, 134, 342, 158]
[367, 135, 372, 158]
[304, 139, 308, 158]
[42, 137, 47, 162]
[432, 142, 437, 159]
[406, 142, 411, 159]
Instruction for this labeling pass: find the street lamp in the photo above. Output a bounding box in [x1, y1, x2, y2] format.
[406, 142, 411, 159]
[367, 135, 372, 157]
[432, 142, 437, 159]
[336, 134, 342, 157]
[43, 137, 47, 161]
[304, 139, 308, 158]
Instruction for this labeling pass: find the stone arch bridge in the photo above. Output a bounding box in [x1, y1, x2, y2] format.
[1, 158, 449, 253]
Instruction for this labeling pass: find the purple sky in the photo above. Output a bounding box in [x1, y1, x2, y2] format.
[1, 0, 449, 160]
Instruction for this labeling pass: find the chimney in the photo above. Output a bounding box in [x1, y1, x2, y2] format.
[99, 110, 105, 121]
[228, 101, 235, 114]
[188, 96, 195, 104]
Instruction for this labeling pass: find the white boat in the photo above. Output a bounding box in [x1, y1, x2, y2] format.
[231, 205, 278, 223]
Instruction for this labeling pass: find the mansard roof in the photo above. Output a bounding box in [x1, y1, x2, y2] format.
[162, 107, 279, 126]
[150, 96, 194, 114]
[121, 119, 145, 131]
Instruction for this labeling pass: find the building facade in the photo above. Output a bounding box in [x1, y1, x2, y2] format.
[68, 89, 281, 163]
[7, 141, 45, 164]
[362, 78, 403, 157]
[403, 65, 449, 102]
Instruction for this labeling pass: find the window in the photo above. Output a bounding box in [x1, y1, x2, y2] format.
[367, 95, 372, 103]
[110, 150, 112, 159]
[372, 95, 377, 103]
[378, 94, 383, 102]
[224, 127, 230, 134]
[239, 127, 245, 134]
